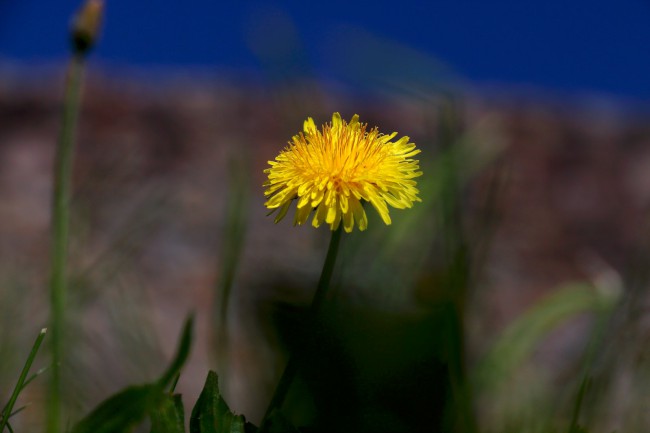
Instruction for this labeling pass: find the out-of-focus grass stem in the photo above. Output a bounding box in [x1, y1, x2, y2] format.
[47, 3, 102, 431]
[47, 53, 85, 433]
[212, 150, 249, 379]
[0, 328, 47, 432]
[436, 98, 477, 433]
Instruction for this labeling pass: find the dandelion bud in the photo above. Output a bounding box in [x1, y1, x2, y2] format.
[71, 0, 103, 56]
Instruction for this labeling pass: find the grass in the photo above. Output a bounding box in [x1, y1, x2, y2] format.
[0, 329, 47, 433]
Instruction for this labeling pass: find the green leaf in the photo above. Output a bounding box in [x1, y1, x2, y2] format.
[190, 371, 247, 433]
[158, 315, 195, 388]
[71, 384, 163, 433]
[151, 394, 185, 433]
[72, 316, 195, 433]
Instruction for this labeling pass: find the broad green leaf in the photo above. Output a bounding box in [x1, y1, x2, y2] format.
[71, 385, 163, 433]
[190, 371, 247, 433]
[151, 394, 185, 433]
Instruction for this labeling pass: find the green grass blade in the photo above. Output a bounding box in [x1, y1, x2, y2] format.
[157, 315, 194, 389]
[21, 366, 50, 391]
[0, 328, 47, 432]
[474, 282, 618, 390]
[214, 150, 249, 331]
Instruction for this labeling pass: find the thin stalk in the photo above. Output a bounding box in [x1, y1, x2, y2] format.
[437, 98, 477, 433]
[0, 328, 47, 432]
[259, 226, 343, 432]
[47, 54, 85, 433]
[212, 150, 249, 386]
[216, 152, 249, 328]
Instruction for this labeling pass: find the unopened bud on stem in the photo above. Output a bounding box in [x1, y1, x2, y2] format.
[71, 0, 103, 56]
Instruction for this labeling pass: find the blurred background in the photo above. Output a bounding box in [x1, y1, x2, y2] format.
[2, 1, 650, 432]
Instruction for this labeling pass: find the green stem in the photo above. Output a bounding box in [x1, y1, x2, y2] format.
[0, 329, 47, 432]
[47, 54, 85, 433]
[259, 226, 343, 432]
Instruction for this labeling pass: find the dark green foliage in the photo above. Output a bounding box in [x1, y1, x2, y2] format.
[190, 371, 250, 433]
[71, 316, 194, 433]
[70, 319, 258, 433]
[70, 385, 163, 433]
[260, 410, 299, 433]
[151, 394, 185, 433]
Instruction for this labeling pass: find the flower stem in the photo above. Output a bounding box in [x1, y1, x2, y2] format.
[259, 226, 343, 431]
[47, 54, 85, 433]
[0, 329, 47, 432]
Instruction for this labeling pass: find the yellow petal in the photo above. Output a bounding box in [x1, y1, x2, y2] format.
[298, 180, 312, 196]
[265, 187, 296, 208]
[326, 198, 338, 224]
[294, 204, 312, 226]
[350, 199, 368, 231]
[339, 194, 349, 214]
[365, 185, 391, 225]
[303, 117, 317, 134]
[332, 112, 342, 129]
[349, 114, 360, 130]
[330, 210, 342, 231]
[342, 206, 354, 233]
[274, 200, 292, 223]
[312, 202, 328, 228]
[383, 192, 407, 209]
[311, 188, 324, 207]
[297, 193, 311, 209]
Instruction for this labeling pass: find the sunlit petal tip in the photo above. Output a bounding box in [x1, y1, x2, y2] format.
[332, 112, 342, 128]
[296, 194, 311, 209]
[342, 210, 354, 233]
[303, 117, 317, 135]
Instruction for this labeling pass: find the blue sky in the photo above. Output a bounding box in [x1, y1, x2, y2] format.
[1, 1, 650, 102]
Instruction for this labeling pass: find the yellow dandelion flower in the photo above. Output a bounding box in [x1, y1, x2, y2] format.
[264, 113, 423, 233]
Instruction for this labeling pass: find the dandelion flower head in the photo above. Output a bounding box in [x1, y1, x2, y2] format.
[264, 113, 422, 233]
